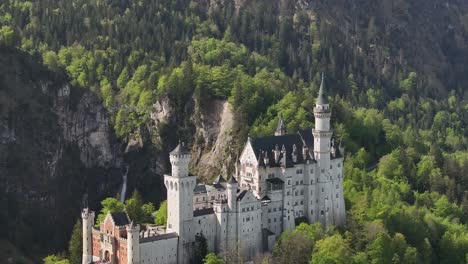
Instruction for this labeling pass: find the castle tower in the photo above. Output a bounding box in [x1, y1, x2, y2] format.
[313, 74, 333, 174]
[81, 208, 95, 264]
[126, 222, 140, 264]
[164, 141, 197, 264]
[313, 74, 334, 226]
[275, 115, 286, 136]
[226, 176, 238, 255]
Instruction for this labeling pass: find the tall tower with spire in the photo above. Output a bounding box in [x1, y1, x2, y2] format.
[313, 74, 332, 170]
[313, 74, 334, 226]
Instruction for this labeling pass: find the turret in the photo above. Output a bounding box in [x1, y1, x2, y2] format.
[275, 115, 286, 136]
[227, 176, 238, 211]
[169, 141, 190, 178]
[82, 208, 95, 264]
[126, 221, 140, 264]
[313, 74, 333, 171]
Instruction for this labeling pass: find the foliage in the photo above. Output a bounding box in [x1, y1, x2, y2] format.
[194, 233, 208, 264]
[96, 198, 124, 226]
[68, 220, 82, 264]
[43, 255, 69, 264]
[154, 200, 168, 226]
[203, 253, 225, 264]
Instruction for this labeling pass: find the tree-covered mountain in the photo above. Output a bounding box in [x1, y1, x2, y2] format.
[0, 0, 467, 263]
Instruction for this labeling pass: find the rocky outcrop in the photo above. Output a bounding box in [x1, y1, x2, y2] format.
[192, 100, 236, 181]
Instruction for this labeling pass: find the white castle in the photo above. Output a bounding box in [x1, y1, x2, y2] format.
[82, 76, 345, 264]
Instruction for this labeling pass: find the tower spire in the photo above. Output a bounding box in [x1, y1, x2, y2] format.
[317, 73, 328, 105]
[275, 114, 286, 136]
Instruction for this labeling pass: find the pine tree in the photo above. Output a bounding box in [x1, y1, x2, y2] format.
[68, 219, 82, 264]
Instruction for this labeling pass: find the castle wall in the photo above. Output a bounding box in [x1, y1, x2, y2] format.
[139, 237, 178, 264]
[193, 213, 217, 252]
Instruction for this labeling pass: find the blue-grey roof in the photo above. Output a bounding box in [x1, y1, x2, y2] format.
[250, 129, 314, 168]
[317, 74, 328, 105]
[110, 212, 130, 226]
[194, 184, 207, 193]
[170, 142, 190, 155]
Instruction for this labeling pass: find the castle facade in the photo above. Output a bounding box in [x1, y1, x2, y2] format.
[82, 77, 346, 264]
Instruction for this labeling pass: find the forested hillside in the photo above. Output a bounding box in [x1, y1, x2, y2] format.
[0, 0, 467, 263]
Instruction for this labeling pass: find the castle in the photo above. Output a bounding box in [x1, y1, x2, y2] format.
[82, 76, 346, 264]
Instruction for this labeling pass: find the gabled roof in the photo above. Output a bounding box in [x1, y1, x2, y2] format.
[261, 195, 271, 201]
[110, 212, 130, 226]
[237, 190, 248, 201]
[213, 175, 226, 184]
[228, 175, 238, 184]
[170, 142, 190, 156]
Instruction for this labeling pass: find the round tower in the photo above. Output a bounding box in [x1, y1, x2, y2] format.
[81, 208, 95, 264]
[169, 141, 191, 178]
[227, 176, 238, 211]
[126, 222, 140, 264]
[313, 74, 333, 173]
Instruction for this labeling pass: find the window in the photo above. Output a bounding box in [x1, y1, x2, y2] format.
[300, 201, 303, 205]
[310, 169, 314, 173]
[311, 200, 313, 204]
[336, 194, 339, 198]
[330, 165, 333, 169]
[311, 210, 313, 214]
[310, 190, 313, 195]
[310, 179, 313, 184]
[288, 180, 291, 185]
[321, 211, 324, 215]
[300, 190, 304, 195]
[336, 184, 339, 189]
[242, 208, 245, 212]
[321, 188, 324, 192]
[296, 181, 299, 185]
[295, 201, 298, 206]
[295, 191, 298, 196]
[268, 208, 271, 213]
[211, 196, 215, 200]
[296, 169, 303, 174]
[202, 197, 205, 201]
[196, 198, 199, 202]
[268, 219, 271, 223]
[338, 163, 341, 168]
[300, 180, 303, 184]
[274, 218, 277, 222]
[273, 208, 277, 212]
[287, 191, 290, 196]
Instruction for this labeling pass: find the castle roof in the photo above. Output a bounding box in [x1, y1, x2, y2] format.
[110, 212, 130, 226]
[213, 175, 226, 184]
[250, 129, 315, 168]
[228, 175, 238, 184]
[237, 190, 248, 201]
[194, 184, 207, 193]
[317, 73, 328, 105]
[170, 141, 190, 156]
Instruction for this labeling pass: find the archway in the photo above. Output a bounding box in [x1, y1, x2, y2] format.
[104, 250, 111, 262]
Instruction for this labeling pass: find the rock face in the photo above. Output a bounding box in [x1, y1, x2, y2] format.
[193, 100, 236, 181]
[0, 48, 124, 255]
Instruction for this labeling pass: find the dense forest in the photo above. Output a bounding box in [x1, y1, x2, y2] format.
[0, 0, 467, 263]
